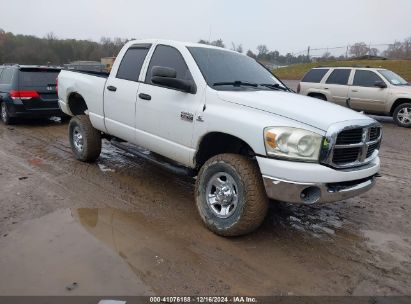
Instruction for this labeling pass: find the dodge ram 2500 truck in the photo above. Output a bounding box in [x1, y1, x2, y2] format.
[58, 39, 381, 236]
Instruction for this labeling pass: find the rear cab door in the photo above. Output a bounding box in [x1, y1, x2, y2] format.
[299, 68, 329, 96]
[103, 43, 152, 142]
[348, 69, 389, 113]
[323, 68, 352, 106]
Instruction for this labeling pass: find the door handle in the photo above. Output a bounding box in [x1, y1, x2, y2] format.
[351, 90, 358, 92]
[107, 85, 117, 92]
[139, 93, 151, 101]
[324, 87, 329, 90]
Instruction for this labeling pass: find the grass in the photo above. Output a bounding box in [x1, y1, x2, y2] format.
[273, 60, 411, 81]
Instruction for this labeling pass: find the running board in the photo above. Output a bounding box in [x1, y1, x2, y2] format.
[110, 139, 196, 177]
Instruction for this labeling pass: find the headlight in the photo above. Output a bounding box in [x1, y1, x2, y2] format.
[264, 127, 323, 161]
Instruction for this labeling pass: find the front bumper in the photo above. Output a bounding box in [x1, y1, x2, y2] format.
[257, 156, 380, 204]
[262, 175, 376, 204]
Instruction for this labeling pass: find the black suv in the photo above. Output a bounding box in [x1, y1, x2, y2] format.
[0, 65, 65, 124]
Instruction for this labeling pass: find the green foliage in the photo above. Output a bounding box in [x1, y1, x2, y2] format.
[0, 30, 128, 65]
[274, 59, 411, 81]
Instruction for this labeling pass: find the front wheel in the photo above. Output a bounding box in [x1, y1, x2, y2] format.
[195, 154, 269, 236]
[68, 115, 102, 162]
[393, 103, 411, 128]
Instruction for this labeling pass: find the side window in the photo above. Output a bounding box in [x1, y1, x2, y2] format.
[325, 69, 351, 85]
[0, 68, 3, 79]
[145, 45, 193, 84]
[353, 70, 383, 87]
[0, 68, 14, 85]
[116, 44, 151, 82]
[302, 69, 329, 83]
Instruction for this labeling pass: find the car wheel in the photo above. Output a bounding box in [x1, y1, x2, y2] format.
[68, 115, 102, 162]
[312, 94, 327, 101]
[1, 102, 14, 125]
[393, 103, 411, 128]
[195, 153, 269, 236]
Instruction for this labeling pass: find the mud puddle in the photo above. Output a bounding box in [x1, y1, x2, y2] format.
[1, 207, 409, 296]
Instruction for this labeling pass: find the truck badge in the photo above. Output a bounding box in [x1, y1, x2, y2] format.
[180, 112, 194, 122]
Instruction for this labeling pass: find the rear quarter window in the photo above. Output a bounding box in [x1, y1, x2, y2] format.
[116, 45, 151, 82]
[301, 69, 329, 83]
[0, 68, 15, 85]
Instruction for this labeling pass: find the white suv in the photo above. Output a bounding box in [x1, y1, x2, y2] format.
[298, 67, 411, 127]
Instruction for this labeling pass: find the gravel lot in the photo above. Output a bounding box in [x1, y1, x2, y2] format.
[0, 105, 410, 295]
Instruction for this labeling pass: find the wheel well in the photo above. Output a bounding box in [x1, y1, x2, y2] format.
[390, 98, 411, 115]
[308, 92, 327, 100]
[195, 132, 255, 169]
[67, 93, 88, 116]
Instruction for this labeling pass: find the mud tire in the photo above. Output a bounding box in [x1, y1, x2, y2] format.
[68, 115, 101, 162]
[195, 153, 269, 236]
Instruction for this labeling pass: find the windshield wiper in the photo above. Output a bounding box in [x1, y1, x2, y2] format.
[213, 81, 258, 87]
[259, 83, 289, 91]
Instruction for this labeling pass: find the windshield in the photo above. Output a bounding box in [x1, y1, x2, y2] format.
[188, 47, 287, 91]
[378, 70, 408, 86]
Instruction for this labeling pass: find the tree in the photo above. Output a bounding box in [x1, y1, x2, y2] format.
[246, 50, 257, 59]
[211, 39, 225, 48]
[256, 44, 268, 56]
[231, 42, 243, 53]
[198, 38, 225, 48]
[383, 37, 411, 59]
[322, 51, 331, 59]
[369, 48, 379, 56]
[349, 42, 369, 57]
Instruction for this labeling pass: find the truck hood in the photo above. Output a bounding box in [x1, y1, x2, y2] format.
[217, 90, 371, 131]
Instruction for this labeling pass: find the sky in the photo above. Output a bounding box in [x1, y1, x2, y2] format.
[0, 0, 410, 55]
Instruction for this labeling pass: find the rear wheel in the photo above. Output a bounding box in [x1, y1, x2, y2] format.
[68, 115, 102, 162]
[393, 103, 411, 128]
[309, 94, 327, 101]
[1, 102, 14, 125]
[195, 154, 269, 236]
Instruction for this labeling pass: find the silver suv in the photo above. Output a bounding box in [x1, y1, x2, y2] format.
[298, 67, 411, 127]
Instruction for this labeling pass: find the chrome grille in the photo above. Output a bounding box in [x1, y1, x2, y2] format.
[369, 127, 381, 141]
[335, 129, 363, 145]
[333, 147, 361, 165]
[321, 120, 382, 169]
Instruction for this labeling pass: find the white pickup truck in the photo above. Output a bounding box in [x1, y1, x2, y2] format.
[58, 39, 381, 236]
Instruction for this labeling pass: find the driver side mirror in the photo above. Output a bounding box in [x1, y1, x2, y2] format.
[151, 66, 195, 93]
[374, 81, 387, 89]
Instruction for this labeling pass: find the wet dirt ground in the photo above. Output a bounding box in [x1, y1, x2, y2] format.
[0, 115, 410, 296]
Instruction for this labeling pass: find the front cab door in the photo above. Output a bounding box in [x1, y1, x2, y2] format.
[135, 44, 202, 166]
[348, 69, 389, 113]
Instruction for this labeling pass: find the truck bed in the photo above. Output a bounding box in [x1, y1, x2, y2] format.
[62, 68, 109, 78]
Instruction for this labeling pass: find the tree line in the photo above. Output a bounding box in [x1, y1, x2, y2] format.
[1, 28, 410, 67]
[0, 29, 127, 65]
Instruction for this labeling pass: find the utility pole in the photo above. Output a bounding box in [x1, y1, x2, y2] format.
[307, 46, 310, 62]
[346, 45, 349, 59]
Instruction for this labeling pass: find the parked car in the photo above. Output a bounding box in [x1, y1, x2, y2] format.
[58, 39, 381, 236]
[0, 65, 65, 124]
[297, 67, 411, 127]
